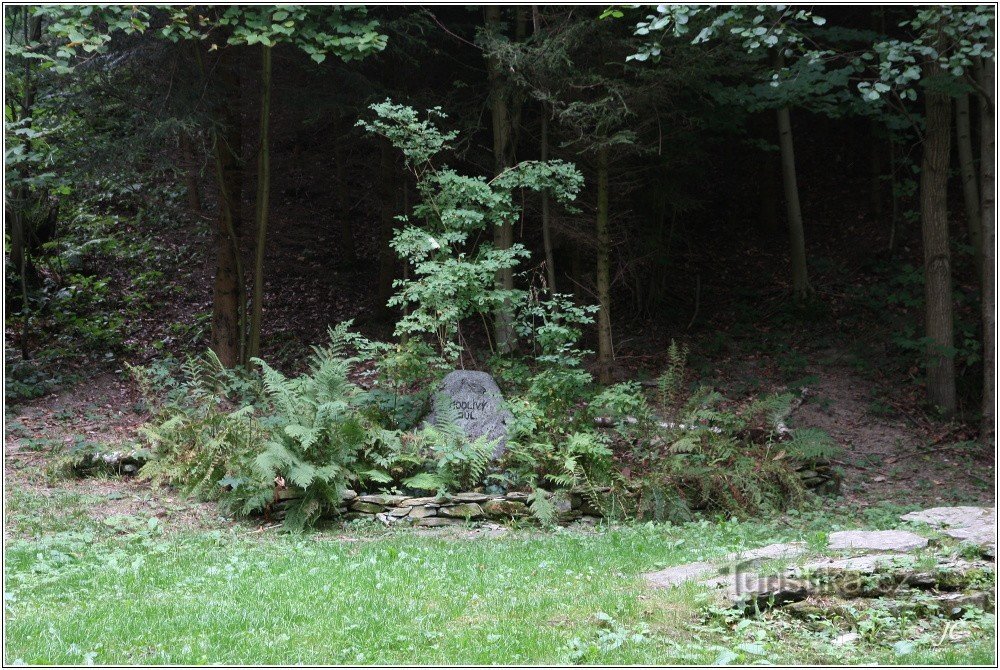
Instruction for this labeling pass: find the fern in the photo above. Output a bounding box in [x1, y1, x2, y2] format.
[744, 392, 796, 432]
[358, 468, 394, 485]
[402, 471, 449, 492]
[414, 393, 496, 492]
[140, 326, 392, 530]
[657, 339, 689, 408]
[785, 428, 841, 461]
[527, 488, 557, 526]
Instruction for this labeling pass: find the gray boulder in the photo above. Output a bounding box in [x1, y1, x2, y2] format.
[427, 370, 513, 458]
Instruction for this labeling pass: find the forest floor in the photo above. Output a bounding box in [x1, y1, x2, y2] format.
[4, 353, 994, 540]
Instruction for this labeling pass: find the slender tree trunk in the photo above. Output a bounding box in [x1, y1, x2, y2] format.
[570, 238, 583, 304]
[180, 132, 203, 215]
[247, 45, 272, 360]
[376, 139, 397, 316]
[596, 146, 613, 384]
[956, 93, 983, 269]
[540, 110, 557, 292]
[486, 5, 517, 352]
[776, 104, 811, 301]
[920, 58, 957, 415]
[977, 51, 995, 445]
[205, 46, 246, 368]
[10, 9, 43, 297]
[773, 52, 812, 302]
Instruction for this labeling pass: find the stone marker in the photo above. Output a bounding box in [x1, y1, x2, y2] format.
[429, 370, 513, 457]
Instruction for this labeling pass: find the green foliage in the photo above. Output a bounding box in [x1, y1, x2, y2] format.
[358, 100, 583, 362]
[233, 325, 387, 530]
[630, 5, 826, 60]
[527, 488, 557, 526]
[784, 428, 842, 461]
[513, 289, 599, 368]
[137, 351, 267, 500]
[138, 325, 408, 531]
[4, 352, 63, 401]
[505, 429, 614, 497]
[857, 6, 994, 103]
[621, 368, 831, 519]
[657, 339, 689, 409]
[37, 6, 387, 68]
[407, 394, 496, 493]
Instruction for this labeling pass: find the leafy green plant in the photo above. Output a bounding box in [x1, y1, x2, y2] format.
[358, 100, 583, 362]
[657, 339, 689, 408]
[527, 487, 558, 526]
[403, 394, 496, 493]
[784, 428, 842, 461]
[137, 351, 267, 500]
[228, 325, 392, 530]
[513, 288, 599, 368]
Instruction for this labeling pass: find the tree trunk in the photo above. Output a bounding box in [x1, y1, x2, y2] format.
[540, 109, 557, 293]
[977, 52, 995, 445]
[570, 237, 584, 304]
[773, 52, 812, 302]
[10, 9, 43, 298]
[376, 139, 397, 316]
[956, 93, 983, 270]
[486, 5, 517, 353]
[206, 46, 246, 368]
[248, 45, 272, 360]
[180, 132, 203, 215]
[596, 146, 614, 384]
[888, 136, 900, 255]
[920, 59, 957, 415]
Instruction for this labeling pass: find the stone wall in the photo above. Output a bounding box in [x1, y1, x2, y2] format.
[275, 489, 609, 527]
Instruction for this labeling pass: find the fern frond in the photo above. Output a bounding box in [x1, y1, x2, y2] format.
[785, 428, 841, 461]
[527, 488, 556, 526]
[403, 472, 448, 492]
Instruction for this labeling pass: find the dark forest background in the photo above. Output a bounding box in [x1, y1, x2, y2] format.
[5, 5, 995, 443]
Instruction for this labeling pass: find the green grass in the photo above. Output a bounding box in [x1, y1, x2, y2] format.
[3, 492, 995, 665]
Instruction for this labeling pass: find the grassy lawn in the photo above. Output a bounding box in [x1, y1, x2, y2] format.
[3, 489, 996, 665]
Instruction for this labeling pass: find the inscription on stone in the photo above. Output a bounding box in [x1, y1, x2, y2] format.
[452, 398, 488, 421]
[427, 370, 512, 458]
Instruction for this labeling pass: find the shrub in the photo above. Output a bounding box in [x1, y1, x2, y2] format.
[358, 100, 583, 363]
[137, 351, 267, 500]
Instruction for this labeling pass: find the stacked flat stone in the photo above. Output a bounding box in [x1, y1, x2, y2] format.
[335, 489, 609, 527]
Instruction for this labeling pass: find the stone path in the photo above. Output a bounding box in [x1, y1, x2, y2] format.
[644, 506, 997, 616]
[901, 506, 997, 559]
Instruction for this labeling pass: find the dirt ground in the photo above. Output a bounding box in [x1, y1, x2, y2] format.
[5, 354, 993, 540]
[794, 360, 994, 508]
